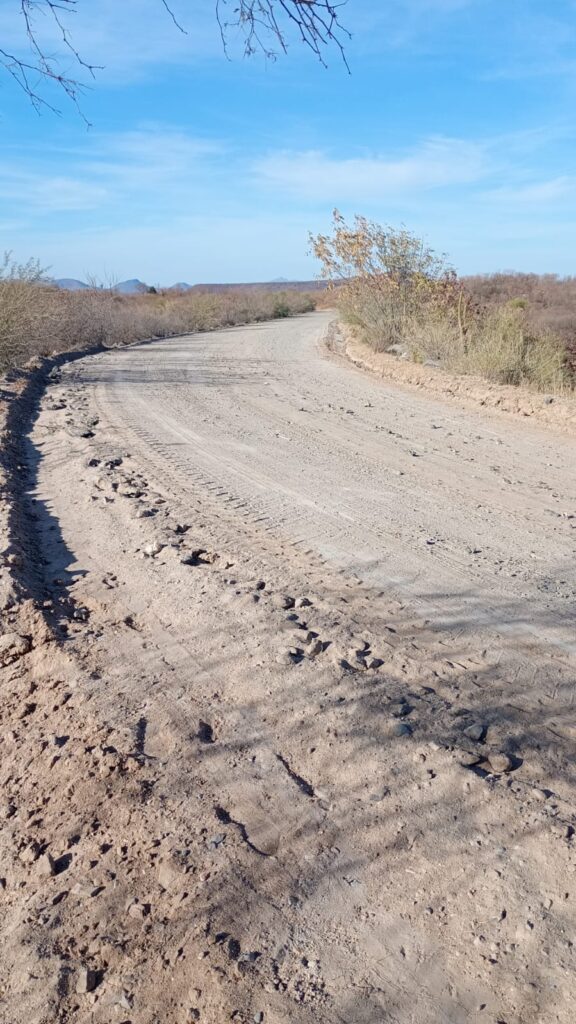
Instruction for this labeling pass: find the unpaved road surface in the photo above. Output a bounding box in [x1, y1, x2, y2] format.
[2, 311, 575, 1024]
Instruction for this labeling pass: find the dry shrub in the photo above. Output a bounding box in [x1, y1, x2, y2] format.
[0, 254, 316, 372]
[310, 209, 453, 352]
[465, 272, 576, 375]
[311, 213, 574, 394]
[408, 302, 570, 393]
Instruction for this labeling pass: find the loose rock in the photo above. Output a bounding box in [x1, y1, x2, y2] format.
[463, 722, 486, 742]
[0, 632, 31, 666]
[488, 752, 515, 774]
[76, 967, 99, 994]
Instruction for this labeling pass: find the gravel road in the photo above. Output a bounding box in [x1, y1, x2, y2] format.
[4, 310, 574, 1024]
[79, 310, 575, 657]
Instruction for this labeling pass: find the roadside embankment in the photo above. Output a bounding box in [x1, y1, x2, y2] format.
[332, 325, 576, 434]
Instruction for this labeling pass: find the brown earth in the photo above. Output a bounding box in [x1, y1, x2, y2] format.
[0, 312, 575, 1024]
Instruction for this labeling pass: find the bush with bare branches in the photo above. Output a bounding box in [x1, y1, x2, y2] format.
[0, 255, 316, 372]
[311, 212, 574, 394]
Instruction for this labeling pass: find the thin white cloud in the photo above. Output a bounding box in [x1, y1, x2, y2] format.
[0, 126, 225, 214]
[254, 138, 490, 201]
[0, 170, 110, 211]
[0, 0, 219, 80]
[481, 177, 576, 204]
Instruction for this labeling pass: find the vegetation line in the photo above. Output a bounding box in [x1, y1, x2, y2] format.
[311, 211, 575, 394]
[0, 253, 316, 373]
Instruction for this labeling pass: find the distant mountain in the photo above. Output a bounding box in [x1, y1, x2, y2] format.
[52, 277, 325, 295]
[113, 279, 149, 294]
[55, 278, 89, 291]
[188, 280, 327, 294]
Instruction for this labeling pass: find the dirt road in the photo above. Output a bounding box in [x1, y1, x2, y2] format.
[3, 311, 575, 1023]
[59, 311, 576, 646]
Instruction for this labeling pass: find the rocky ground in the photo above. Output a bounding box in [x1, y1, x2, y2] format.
[0, 315, 575, 1024]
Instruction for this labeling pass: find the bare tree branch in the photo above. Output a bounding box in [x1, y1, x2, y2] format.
[215, 0, 350, 68]
[1, 1, 350, 118]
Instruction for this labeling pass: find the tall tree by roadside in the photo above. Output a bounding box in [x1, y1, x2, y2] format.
[1, 0, 350, 116]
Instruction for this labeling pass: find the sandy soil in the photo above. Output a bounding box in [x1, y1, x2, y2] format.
[1, 311, 575, 1024]
[340, 330, 576, 435]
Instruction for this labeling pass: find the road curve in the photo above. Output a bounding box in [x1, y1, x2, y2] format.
[18, 309, 576, 1024]
[72, 310, 575, 660]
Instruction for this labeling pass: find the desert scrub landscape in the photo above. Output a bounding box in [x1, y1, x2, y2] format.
[0, 253, 316, 371]
[311, 211, 576, 394]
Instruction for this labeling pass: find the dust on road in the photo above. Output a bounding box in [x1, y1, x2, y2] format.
[1, 311, 575, 1024]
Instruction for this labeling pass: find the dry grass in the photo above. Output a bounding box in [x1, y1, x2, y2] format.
[465, 272, 576, 375]
[311, 214, 576, 395]
[406, 302, 570, 394]
[0, 264, 316, 372]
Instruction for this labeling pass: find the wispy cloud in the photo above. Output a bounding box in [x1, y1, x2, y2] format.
[0, 0, 219, 85]
[0, 126, 226, 215]
[481, 177, 576, 204]
[254, 137, 491, 202]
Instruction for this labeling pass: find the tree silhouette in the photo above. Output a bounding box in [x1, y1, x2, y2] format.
[1, 0, 350, 118]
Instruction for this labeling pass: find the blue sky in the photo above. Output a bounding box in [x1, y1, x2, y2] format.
[1, 0, 576, 284]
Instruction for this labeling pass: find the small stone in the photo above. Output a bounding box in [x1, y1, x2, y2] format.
[227, 937, 241, 960]
[71, 882, 102, 899]
[488, 752, 515, 774]
[307, 639, 324, 658]
[67, 422, 94, 439]
[294, 596, 312, 608]
[391, 722, 412, 737]
[118, 485, 142, 498]
[143, 540, 164, 558]
[276, 650, 296, 665]
[0, 632, 30, 666]
[0, 582, 18, 611]
[128, 901, 146, 920]
[254, 1014, 264, 1023]
[366, 657, 383, 670]
[457, 749, 482, 767]
[463, 722, 486, 742]
[158, 856, 187, 891]
[390, 700, 411, 717]
[293, 630, 314, 644]
[76, 967, 99, 994]
[36, 852, 56, 877]
[271, 593, 295, 610]
[100, 989, 133, 1010]
[208, 833, 226, 850]
[238, 950, 260, 963]
[19, 844, 39, 865]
